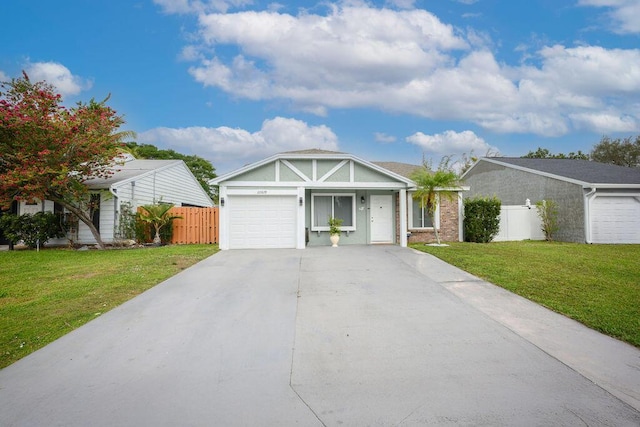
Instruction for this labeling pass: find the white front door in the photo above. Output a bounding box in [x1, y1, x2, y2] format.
[370, 195, 393, 243]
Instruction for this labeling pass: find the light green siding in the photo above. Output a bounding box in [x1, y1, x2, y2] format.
[279, 164, 304, 182]
[305, 189, 396, 246]
[325, 163, 350, 182]
[354, 164, 396, 182]
[228, 163, 275, 181]
[316, 160, 341, 178]
[287, 160, 313, 180]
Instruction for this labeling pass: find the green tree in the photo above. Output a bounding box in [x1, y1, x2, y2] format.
[0, 73, 134, 248]
[124, 142, 217, 200]
[523, 147, 589, 160]
[410, 159, 462, 245]
[590, 136, 640, 168]
[137, 203, 182, 245]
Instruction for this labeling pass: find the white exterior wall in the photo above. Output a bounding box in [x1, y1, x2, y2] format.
[19, 200, 43, 215]
[11, 162, 212, 246]
[94, 162, 213, 245]
[114, 162, 213, 208]
[77, 193, 115, 244]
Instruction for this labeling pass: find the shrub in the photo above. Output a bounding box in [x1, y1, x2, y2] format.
[464, 196, 501, 243]
[136, 204, 181, 244]
[0, 212, 66, 248]
[535, 199, 559, 241]
[115, 202, 137, 241]
[134, 217, 173, 244]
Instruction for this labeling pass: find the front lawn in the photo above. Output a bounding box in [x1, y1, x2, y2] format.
[411, 241, 640, 348]
[0, 245, 219, 369]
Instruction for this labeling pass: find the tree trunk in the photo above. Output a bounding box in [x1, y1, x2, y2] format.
[52, 197, 106, 249]
[430, 212, 441, 245]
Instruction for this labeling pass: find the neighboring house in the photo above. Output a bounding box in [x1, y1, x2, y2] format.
[15, 158, 214, 245]
[462, 157, 640, 244]
[210, 150, 467, 250]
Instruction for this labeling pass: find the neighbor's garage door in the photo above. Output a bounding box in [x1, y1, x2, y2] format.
[228, 195, 297, 249]
[591, 196, 640, 244]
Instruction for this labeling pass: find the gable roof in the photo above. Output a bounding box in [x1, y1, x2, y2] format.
[84, 159, 182, 189]
[470, 157, 640, 187]
[211, 150, 416, 186]
[372, 161, 423, 179]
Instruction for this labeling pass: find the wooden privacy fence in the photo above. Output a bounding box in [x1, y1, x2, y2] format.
[169, 207, 219, 244]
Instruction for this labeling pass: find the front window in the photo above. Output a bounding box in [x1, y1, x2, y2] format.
[410, 194, 437, 229]
[311, 194, 356, 231]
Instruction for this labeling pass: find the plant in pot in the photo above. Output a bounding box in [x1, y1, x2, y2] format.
[328, 217, 343, 247]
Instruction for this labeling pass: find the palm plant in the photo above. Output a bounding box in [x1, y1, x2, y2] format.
[410, 167, 461, 245]
[137, 203, 182, 245]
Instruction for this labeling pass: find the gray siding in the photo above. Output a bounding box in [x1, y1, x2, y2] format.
[464, 163, 585, 242]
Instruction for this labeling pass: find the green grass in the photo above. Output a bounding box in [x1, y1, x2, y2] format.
[410, 241, 640, 347]
[0, 245, 218, 369]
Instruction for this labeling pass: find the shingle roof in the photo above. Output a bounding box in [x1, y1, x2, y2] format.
[489, 157, 640, 184]
[84, 159, 181, 189]
[282, 149, 344, 155]
[372, 161, 423, 179]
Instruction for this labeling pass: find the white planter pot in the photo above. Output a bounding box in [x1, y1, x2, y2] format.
[330, 234, 340, 247]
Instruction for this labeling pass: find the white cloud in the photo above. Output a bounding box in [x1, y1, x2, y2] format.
[406, 130, 495, 155]
[177, 4, 640, 136]
[0, 70, 8, 82]
[374, 132, 397, 143]
[25, 62, 91, 97]
[569, 112, 638, 133]
[578, 0, 640, 34]
[138, 117, 339, 173]
[190, 6, 468, 100]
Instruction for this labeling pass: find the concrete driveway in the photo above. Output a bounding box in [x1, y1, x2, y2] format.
[1, 246, 639, 426]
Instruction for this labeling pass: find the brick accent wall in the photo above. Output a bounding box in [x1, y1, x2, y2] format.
[396, 195, 459, 244]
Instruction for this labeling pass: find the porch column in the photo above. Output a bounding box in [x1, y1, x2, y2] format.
[297, 186, 306, 249]
[399, 189, 408, 247]
[218, 185, 229, 250]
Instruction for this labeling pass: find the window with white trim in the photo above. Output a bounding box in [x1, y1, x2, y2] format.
[311, 193, 356, 231]
[409, 193, 438, 229]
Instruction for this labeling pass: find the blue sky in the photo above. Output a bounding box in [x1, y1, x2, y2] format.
[2, 0, 639, 174]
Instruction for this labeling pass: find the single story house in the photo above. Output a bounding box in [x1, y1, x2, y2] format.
[462, 157, 640, 244]
[210, 149, 467, 250]
[12, 158, 213, 245]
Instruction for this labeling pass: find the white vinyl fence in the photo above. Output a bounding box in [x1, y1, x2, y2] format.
[494, 205, 545, 241]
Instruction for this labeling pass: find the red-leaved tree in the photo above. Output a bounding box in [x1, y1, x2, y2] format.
[0, 72, 131, 248]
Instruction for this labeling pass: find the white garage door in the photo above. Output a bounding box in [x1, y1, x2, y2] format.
[591, 196, 640, 244]
[229, 195, 297, 249]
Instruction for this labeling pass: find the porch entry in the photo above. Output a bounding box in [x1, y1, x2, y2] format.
[370, 195, 393, 243]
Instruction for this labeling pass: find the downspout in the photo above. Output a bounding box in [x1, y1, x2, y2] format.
[110, 186, 119, 243]
[584, 187, 596, 244]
